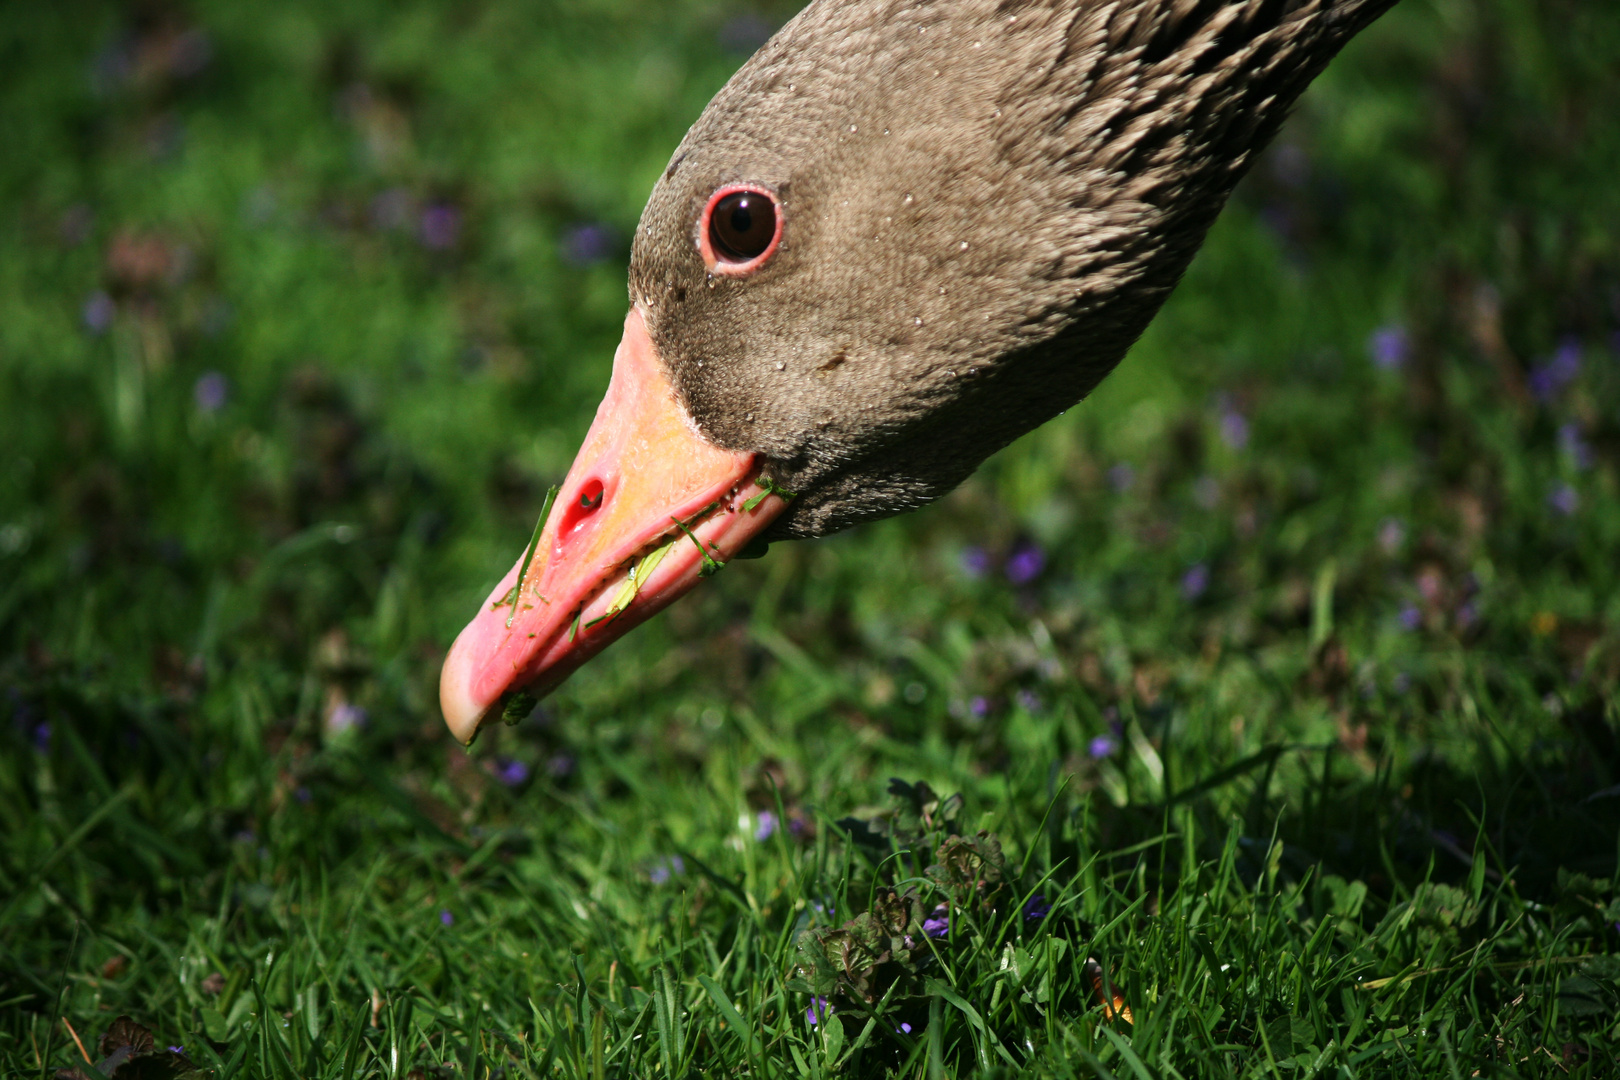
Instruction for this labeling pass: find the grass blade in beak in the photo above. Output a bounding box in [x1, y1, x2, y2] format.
[507, 485, 558, 629]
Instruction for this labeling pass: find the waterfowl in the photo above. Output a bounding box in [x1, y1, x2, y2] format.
[440, 0, 1397, 743]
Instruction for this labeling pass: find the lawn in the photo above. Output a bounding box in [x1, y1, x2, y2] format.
[2, 0, 1619, 1076]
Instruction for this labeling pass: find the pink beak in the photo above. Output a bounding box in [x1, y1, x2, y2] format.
[438, 307, 791, 744]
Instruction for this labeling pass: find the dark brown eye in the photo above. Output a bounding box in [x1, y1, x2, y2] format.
[705, 188, 780, 267]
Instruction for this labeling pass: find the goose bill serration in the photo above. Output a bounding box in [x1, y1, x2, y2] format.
[439, 0, 1397, 744]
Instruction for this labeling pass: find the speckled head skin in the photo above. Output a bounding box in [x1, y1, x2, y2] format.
[629, 0, 1395, 538]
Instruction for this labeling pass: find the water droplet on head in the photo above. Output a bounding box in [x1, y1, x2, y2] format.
[775, 361, 785, 370]
[960, 241, 969, 250]
[849, 124, 857, 133]
[903, 194, 913, 204]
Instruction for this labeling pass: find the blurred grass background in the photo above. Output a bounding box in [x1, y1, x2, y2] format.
[3, 0, 1620, 1076]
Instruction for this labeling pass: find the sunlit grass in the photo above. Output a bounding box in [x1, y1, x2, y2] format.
[3, 0, 1619, 1076]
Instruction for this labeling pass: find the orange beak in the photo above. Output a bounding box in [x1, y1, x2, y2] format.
[438, 307, 791, 744]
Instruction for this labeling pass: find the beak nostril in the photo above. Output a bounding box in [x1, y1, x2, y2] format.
[578, 479, 605, 512]
[559, 478, 607, 536]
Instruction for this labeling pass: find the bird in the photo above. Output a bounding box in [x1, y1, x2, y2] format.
[440, 0, 1398, 744]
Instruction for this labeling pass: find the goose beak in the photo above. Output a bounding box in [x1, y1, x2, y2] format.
[438, 306, 790, 744]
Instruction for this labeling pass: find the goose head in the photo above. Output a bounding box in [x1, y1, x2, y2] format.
[440, 0, 1394, 743]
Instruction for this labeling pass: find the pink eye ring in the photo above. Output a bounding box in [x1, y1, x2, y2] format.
[698, 185, 782, 273]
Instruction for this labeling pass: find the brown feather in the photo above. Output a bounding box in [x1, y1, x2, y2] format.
[629, 0, 1396, 537]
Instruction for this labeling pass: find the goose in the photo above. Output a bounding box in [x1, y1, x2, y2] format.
[440, 0, 1397, 744]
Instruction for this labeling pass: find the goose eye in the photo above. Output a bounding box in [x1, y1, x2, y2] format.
[700, 186, 781, 272]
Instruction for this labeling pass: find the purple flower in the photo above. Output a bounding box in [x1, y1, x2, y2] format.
[419, 203, 461, 250]
[168, 1046, 184, 1056]
[1455, 602, 1478, 631]
[1378, 518, 1405, 555]
[1088, 734, 1117, 760]
[1398, 606, 1422, 632]
[1549, 484, 1579, 516]
[325, 701, 366, 734]
[546, 753, 575, 778]
[1219, 409, 1249, 450]
[1528, 338, 1581, 401]
[969, 696, 990, 720]
[1181, 563, 1209, 600]
[1023, 894, 1051, 922]
[719, 13, 775, 54]
[806, 996, 832, 1026]
[32, 722, 51, 753]
[1368, 325, 1410, 371]
[1015, 689, 1042, 713]
[1004, 541, 1045, 585]
[897, 1022, 913, 1034]
[1108, 462, 1136, 493]
[560, 222, 617, 267]
[440, 909, 454, 926]
[1558, 423, 1593, 470]
[495, 758, 530, 787]
[754, 810, 778, 841]
[923, 904, 950, 939]
[649, 856, 685, 886]
[295, 786, 311, 804]
[960, 545, 990, 578]
[193, 371, 228, 413]
[82, 291, 115, 334]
